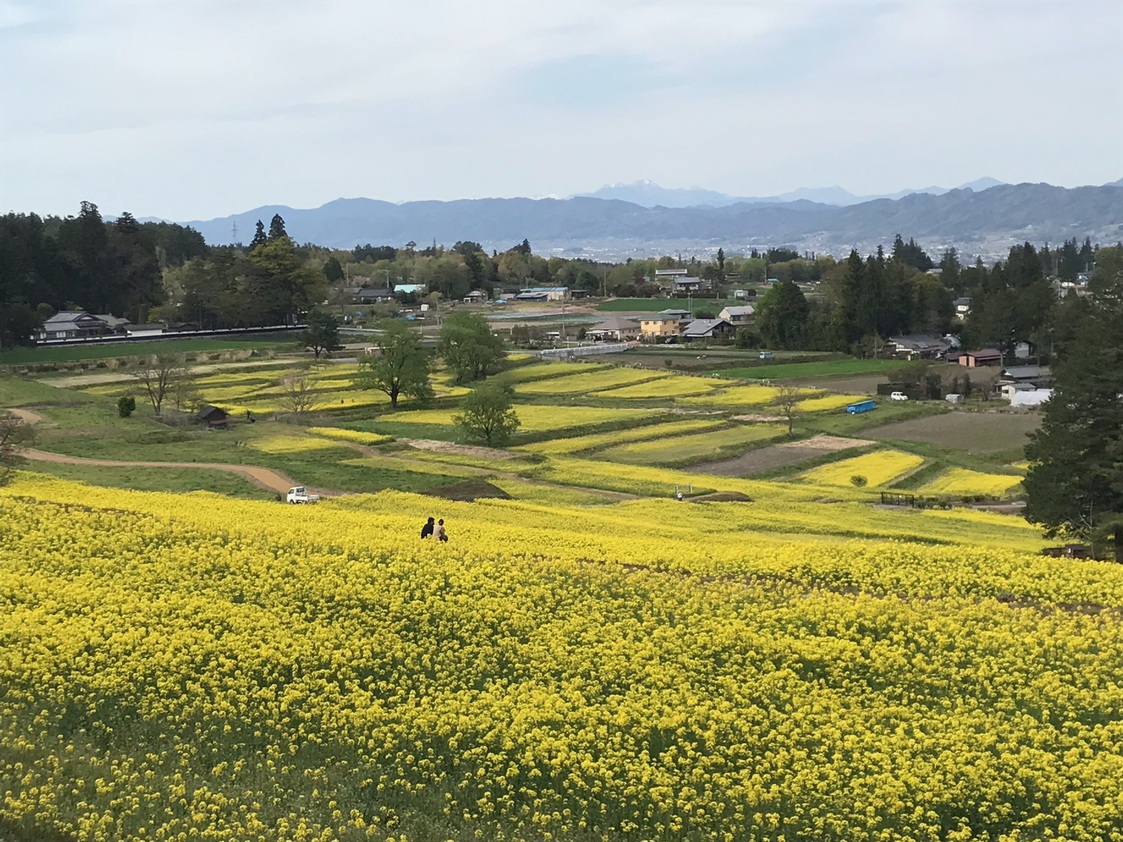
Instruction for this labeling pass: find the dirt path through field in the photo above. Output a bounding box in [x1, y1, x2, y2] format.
[20, 449, 301, 495]
[400, 438, 524, 460]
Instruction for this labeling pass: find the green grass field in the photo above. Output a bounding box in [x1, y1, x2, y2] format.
[724, 358, 909, 380]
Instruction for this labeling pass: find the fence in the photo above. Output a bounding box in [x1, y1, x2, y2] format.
[536, 343, 631, 359]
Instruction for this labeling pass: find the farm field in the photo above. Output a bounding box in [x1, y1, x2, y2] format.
[595, 422, 786, 466]
[2, 478, 1121, 842]
[2, 350, 1096, 842]
[723, 358, 907, 380]
[513, 366, 667, 395]
[865, 410, 1041, 453]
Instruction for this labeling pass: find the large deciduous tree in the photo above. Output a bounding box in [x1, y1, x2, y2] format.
[356, 320, 432, 409]
[1023, 247, 1123, 561]
[454, 380, 520, 446]
[300, 309, 342, 359]
[438, 311, 504, 384]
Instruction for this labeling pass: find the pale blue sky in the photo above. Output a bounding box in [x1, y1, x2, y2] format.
[1, 0, 1120, 220]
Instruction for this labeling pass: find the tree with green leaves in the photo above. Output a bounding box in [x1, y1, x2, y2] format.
[322, 256, 345, 283]
[755, 280, 810, 349]
[300, 309, 342, 359]
[454, 380, 520, 446]
[438, 311, 504, 383]
[1023, 247, 1123, 562]
[356, 320, 432, 409]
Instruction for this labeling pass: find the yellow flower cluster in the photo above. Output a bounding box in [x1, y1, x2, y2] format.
[595, 423, 785, 465]
[794, 393, 868, 412]
[801, 450, 926, 488]
[514, 367, 668, 396]
[2, 478, 1121, 841]
[920, 467, 1024, 497]
[380, 404, 647, 433]
[248, 434, 349, 454]
[306, 427, 396, 446]
[678, 384, 781, 406]
[595, 376, 722, 398]
[520, 419, 727, 456]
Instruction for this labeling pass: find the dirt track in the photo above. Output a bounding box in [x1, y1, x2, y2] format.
[20, 449, 300, 495]
[8, 408, 301, 495]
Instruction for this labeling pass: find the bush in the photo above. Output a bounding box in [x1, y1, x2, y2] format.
[117, 396, 137, 418]
[850, 474, 868, 487]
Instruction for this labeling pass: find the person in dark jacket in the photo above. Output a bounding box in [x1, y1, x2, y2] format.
[420, 516, 435, 539]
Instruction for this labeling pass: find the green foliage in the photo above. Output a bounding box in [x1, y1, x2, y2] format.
[755, 281, 809, 349]
[300, 310, 342, 359]
[438, 311, 504, 384]
[117, 395, 136, 418]
[454, 380, 520, 447]
[850, 474, 868, 487]
[1024, 247, 1123, 561]
[356, 321, 433, 409]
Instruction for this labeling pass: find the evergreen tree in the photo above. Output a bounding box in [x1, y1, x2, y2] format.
[250, 220, 268, 251]
[1024, 247, 1123, 561]
[268, 214, 288, 241]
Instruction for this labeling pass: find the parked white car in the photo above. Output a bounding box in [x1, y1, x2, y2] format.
[286, 486, 320, 504]
[889, 391, 909, 401]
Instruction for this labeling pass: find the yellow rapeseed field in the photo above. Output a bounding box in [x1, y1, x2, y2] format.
[1, 477, 1121, 841]
[920, 467, 1025, 497]
[801, 450, 926, 488]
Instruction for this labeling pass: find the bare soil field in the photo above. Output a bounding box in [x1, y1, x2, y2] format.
[864, 410, 1040, 452]
[691, 433, 870, 477]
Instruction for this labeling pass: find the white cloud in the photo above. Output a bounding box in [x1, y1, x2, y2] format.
[1, 0, 1120, 218]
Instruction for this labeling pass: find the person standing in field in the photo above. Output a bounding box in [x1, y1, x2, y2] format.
[435, 518, 448, 542]
[420, 517, 435, 539]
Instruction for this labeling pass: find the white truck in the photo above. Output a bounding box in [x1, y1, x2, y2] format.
[286, 486, 320, 504]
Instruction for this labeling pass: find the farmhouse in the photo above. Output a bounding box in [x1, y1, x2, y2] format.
[586, 316, 641, 342]
[463, 290, 488, 304]
[960, 348, 1003, 367]
[681, 318, 734, 342]
[345, 287, 394, 304]
[886, 334, 951, 360]
[38, 311, 112, 341]
[717, 305, 755, 327]
[639, 313, 683, 341]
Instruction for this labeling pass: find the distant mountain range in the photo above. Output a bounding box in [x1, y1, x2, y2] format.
[182, 180, 1123, 260]
[573, 177, 1009, 208]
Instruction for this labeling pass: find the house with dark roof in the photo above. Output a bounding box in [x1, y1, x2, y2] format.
[681, 318, 734, 342]
[38, 311, 110, 341]
[886, 334, 951, 360]
[196, 405, 229, 429]
[346, 287, 394, 304]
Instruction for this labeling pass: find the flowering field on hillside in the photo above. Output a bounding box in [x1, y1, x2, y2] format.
[514, 367, 667, 395]
[919, 467, 1025, 497]
[800, 450, 926, 488]
[1, 478, 1120, 842]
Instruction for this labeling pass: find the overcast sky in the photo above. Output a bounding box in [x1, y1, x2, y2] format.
[2, 0, 1121, 221]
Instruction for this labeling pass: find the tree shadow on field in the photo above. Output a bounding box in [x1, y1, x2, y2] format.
[0, 817, 78, 842]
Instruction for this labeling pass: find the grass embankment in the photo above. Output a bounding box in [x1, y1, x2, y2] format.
[0, 335, 298, 365]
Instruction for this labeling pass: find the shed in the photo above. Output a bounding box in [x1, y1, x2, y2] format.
[960, 349, 1003, 367]
[197, 405, 229, 429]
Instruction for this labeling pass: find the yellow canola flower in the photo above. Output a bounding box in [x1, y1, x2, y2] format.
[920, 468, 1024, 497]
[2, 477, 1122, 842]
[801, 450, 926, 488]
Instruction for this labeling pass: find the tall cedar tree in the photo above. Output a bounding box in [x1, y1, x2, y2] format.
[1023, 247, 1123, 561]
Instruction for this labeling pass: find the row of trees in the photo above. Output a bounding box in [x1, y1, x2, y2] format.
[751, 239, 1110, 357]
[0, 203, 206, 346]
